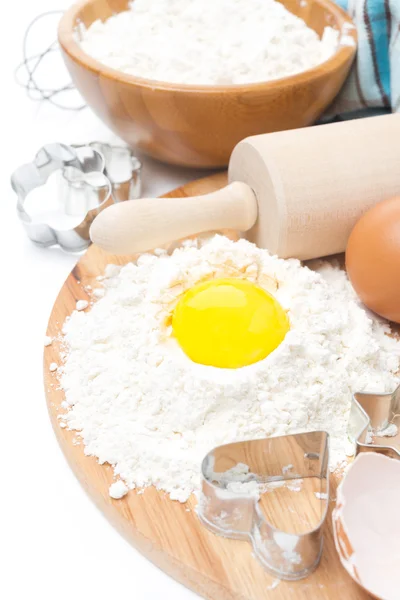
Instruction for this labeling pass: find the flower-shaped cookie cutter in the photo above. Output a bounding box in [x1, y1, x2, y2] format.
[198, 431, 330, 581]
[11, 142, 142, 252]
[348, 384, 400, 459]
[72, 142, 142, 202]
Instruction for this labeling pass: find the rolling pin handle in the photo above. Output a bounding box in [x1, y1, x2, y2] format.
[90, 181, 258, 255]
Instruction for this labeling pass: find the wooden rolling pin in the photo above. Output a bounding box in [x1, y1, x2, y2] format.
[90, 114, 400, 260]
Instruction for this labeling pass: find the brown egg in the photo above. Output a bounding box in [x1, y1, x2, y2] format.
[346, 196, 400, 323]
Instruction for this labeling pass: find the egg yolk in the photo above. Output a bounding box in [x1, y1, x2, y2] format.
[172, 278, 289, 369]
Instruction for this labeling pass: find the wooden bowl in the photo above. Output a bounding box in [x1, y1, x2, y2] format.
[59, 0, 357, 168]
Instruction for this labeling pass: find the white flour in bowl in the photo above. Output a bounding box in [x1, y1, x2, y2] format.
[78, 0, 339, 85]
[58, 236, 400, 502]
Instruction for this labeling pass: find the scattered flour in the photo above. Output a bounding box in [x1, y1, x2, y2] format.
[60, 236, 400, 502]
[315, 492, 329, 500]
[365, 430, 374, 444]
[49, 362, 58, 372]
[76, 300, 89, 311]
[375, 423, 398, 438]
[79, 0, 339, 85]
[204, 462, 269, 498]
[286, 479, 303, 492]
[109, 480, 129, 499]
[206, 466, 305, 498]
[364, 421, 399, 446]
[44, 336, 53, 347]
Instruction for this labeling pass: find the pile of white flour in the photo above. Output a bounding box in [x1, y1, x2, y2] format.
[79, 0, 339, 85]
[59, 236, 400, 502]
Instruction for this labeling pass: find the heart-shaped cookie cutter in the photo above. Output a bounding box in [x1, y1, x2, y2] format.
[348, 383, 400, 459]
[198, 431, 330, 581]
[11, 142, 142, 252]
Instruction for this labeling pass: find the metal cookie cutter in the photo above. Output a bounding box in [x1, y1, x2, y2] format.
[73, 142, 142, 202]
[198, 431, 329, 581]
[11, 142, 142, 253]
[348, 383, 400, 459]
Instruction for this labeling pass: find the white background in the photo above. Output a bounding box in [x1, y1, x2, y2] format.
[2, 2, 207, 598]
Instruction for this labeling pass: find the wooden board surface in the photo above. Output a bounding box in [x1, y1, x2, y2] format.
[44, 172, 370, 600]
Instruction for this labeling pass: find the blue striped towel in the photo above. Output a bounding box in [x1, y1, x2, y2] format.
[329, 0, 400, 115]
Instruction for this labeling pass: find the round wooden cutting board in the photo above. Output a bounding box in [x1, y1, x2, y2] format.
[44, 172, 369, 600]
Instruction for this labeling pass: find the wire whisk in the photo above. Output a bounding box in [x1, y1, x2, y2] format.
[15, 10, 86, 111]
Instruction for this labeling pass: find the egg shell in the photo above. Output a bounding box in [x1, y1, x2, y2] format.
[332, 453, 400, 600]
[346, 196, 400, 323]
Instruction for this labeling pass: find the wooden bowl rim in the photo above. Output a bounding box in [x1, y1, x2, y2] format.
[58, 0, 357, 94]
